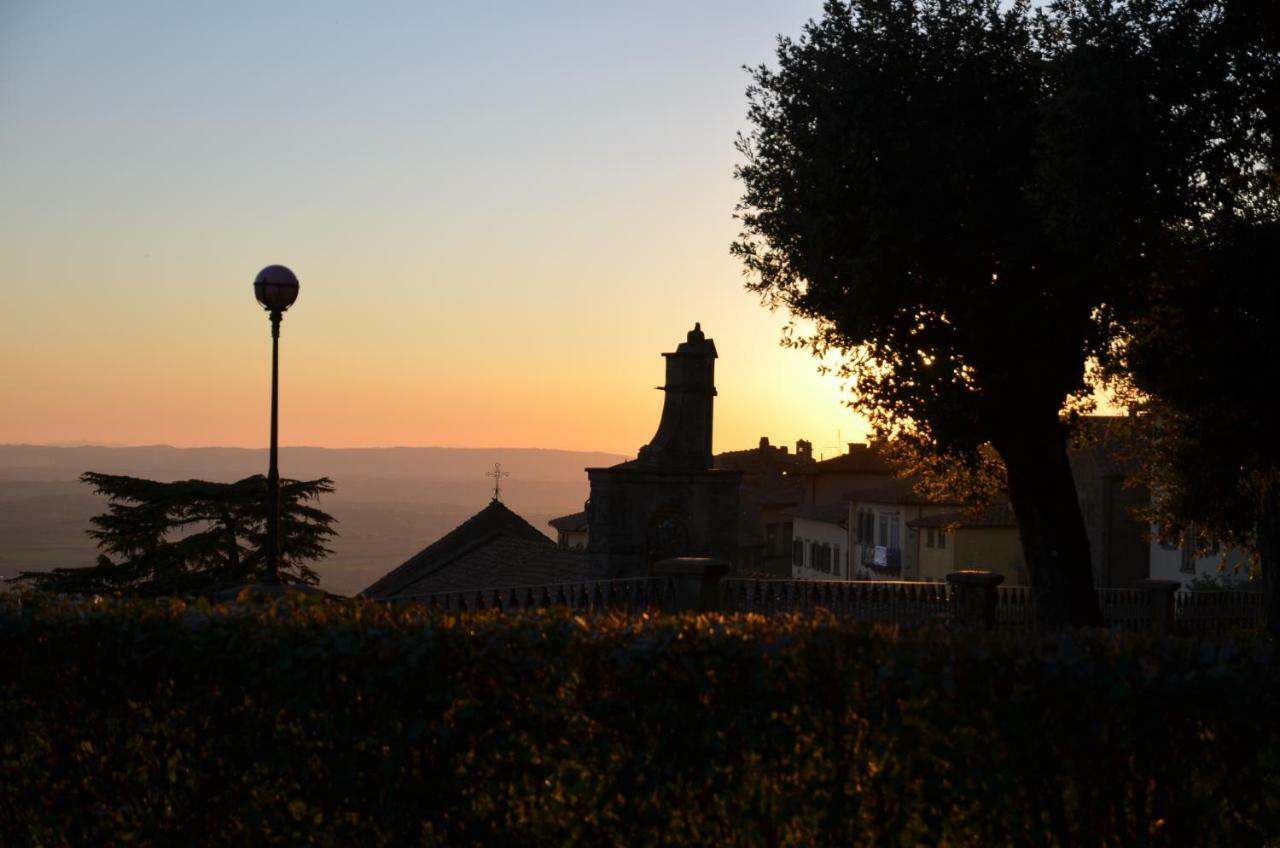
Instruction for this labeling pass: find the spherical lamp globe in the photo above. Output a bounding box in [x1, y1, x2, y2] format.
[254, 265, 300, 312]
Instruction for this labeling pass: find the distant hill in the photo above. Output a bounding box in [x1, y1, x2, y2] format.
[0, 444, 629, 597]
[0, 444, 628, 483]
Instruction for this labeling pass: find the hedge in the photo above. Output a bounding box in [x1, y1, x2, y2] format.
[2, 596, 1278, 846]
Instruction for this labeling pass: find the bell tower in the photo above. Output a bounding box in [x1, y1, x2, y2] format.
[586, 324, 741, 578]
[636, 323, 717, 469]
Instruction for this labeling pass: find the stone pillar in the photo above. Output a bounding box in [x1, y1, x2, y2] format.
[653, 557, 730, 613]
[947, 570, 1004, 630]
[1135, 578, 1180, 635]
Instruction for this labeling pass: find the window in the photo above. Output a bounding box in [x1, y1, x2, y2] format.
[810, 542, 821, 572]
[855, 511, 871, 544]
[937, 530, 946, 550]
[926, 528, 936, 549]
[1179, 526, 1196, 574]
[878, 515, 889, 546]
[792, 539, 804, 567]
[1180, 549, 1196, 574]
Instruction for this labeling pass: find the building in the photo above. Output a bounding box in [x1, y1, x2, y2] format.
[845, 478, 958, 580]
[786, 501, 850, 579]
[548, 434, 814, 576]
[549, 511, 588, 550]
[1148, 523, 1251, 585]
[716, 436, 815, 575]
[909, 501, 1027, 585]
[1068, 418, 1150, 588]
[585, 324, 742, 577]
[789, 442, 896, 507]
[361, 498, 591, 600]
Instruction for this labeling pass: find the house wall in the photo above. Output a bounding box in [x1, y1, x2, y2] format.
[791, 516, 850, 579]
[802, 472, 868, 507]
[1070, 457, 1149, 587]
[916, 528, 955, 582]
[759, 503, 796, 577]
[850, 502, 953, 580]
[1148, 526, 1252, 585]
[953, 528, 1028, 586]
[557, 529, 588, 550]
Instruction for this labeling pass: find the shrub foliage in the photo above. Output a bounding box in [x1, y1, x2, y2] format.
[2, 598, 1278, 846]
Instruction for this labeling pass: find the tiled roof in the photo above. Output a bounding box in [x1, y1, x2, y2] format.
[908, 501, 1018, 529]
[843, 477, 952, 506]
[714, 444, 814, 474]
[789, 443, 895, 476]
[361, 499, 557, 599]
[392, 536, 593, 597]
[548, 511, 588, 532]
[784, 501, 849, 527]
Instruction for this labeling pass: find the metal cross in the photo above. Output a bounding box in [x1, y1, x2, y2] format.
[486, 462, 510, 501]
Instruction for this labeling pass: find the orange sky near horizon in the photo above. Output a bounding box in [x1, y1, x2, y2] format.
[0, 1, 877, 457]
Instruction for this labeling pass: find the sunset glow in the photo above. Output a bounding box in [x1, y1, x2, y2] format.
[0, 0, 866, 454]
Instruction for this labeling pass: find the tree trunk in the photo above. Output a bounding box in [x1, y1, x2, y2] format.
[1257, 479, 1280, 638]
[996, 419, 1102, 629]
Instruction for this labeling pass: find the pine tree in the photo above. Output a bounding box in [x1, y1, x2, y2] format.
[15, 473, 336, 596]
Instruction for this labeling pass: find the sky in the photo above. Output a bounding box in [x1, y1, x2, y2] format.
[0, 0, 870, 456]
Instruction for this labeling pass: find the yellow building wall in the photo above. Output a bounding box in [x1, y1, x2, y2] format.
[953, 528, 1028, 586]
[917, 532, 955, 582]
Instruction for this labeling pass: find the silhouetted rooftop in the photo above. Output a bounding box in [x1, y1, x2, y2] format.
[790, 443, 895, 476]
[361, 499, 557, 599]
[548, 511, 588, 532]
[391, 536, 591, 597]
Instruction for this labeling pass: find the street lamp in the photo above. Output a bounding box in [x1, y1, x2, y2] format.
[254, 264, 300, 584]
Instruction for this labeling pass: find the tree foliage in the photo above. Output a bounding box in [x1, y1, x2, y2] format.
[733, 0, 1276, 625]
[1084, 1, 1280, 627]
[15, 473, 337, 595]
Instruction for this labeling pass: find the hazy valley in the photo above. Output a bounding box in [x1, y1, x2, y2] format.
[0, 444, 627, 597]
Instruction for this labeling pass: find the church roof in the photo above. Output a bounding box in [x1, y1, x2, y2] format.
[361, 499, 561, 599]
[390, 536, 591, 598]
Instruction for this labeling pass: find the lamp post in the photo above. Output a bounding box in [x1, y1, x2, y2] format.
[253, 265, 300, 585]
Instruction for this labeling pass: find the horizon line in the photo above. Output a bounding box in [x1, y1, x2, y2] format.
[1, 441, 639, 456]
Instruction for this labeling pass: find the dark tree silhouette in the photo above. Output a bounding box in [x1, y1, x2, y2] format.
[15, 473, 336, 596]
[732, 0, 1275, 626]
[1082, 1, 1279, 631]
[1113, 223, 1280, 634]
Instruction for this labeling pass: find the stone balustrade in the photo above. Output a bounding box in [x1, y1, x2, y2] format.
[389, 567, 1266, 635]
